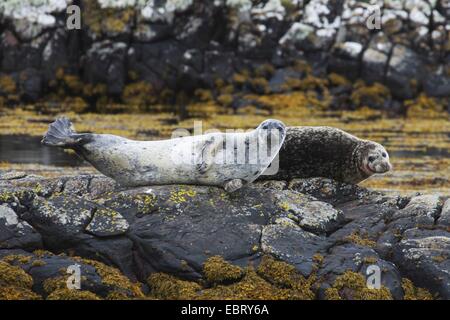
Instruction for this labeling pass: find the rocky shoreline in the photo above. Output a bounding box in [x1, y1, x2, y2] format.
[0, 0, 449, 113]
[0, 171, 448, 299]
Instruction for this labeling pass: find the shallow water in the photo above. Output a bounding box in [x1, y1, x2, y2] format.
[0, 135, 84, 166]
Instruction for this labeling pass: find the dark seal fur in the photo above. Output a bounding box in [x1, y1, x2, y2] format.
[261, 126, 392, 184]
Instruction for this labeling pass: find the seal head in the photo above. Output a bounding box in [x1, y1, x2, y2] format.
[356, 141, 392, 176]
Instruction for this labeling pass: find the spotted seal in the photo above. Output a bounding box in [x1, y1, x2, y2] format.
[261, 126, 392, 184]
[42, 117, 286, 192]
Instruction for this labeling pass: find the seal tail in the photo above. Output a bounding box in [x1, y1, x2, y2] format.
[41, 117, 86, 148]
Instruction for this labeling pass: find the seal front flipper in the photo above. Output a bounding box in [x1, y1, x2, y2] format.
[41, 117, 91, 148]
[196, 135, 222, 174]
[223, 179, 244, 193]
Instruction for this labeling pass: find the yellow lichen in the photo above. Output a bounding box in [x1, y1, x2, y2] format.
[169, 187, 197, 203]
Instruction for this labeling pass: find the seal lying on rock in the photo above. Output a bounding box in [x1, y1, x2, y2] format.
[262, 126, 392, 184]
[42, 117, 286, 192]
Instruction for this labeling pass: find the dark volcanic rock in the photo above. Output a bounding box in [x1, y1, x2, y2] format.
[0, 172, 448, 299]
[0, 0, 448, 105]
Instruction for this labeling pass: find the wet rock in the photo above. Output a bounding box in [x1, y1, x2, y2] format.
[274, 191, 345, 234]
[386, 45, 423, 99]
[438, 199, 450, 227]
[0, 249, 143, 299]
[391, 194, 441, 226]
[85, 208, 129, 237]
[392, 228, 450, 299]
[261, 222, 329, 277]
[329, 42, 363, 80]
[317, 244, 403, 300]
[0, 205, 42, 250]
[0, 173, 448, 299]
[83, 41, 128, 96]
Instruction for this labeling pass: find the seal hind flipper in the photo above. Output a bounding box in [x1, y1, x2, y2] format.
[223, 179, 244, 193]
[41, 117, 90, 148]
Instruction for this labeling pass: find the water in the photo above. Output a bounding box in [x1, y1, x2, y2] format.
[0, 135, 84, 166]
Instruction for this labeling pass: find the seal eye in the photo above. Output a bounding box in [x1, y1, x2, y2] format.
[368, 156, 375, 162]
[382, 152, 387, 158]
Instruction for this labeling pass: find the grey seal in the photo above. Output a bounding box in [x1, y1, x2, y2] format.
[261, 126, 392, 184]
[42, 117, 286, 192]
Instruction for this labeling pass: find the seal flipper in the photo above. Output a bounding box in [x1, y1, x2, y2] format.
[41, 117, 90, 148]
[196, 135, 222, 174]
[223, 179, 244, 193]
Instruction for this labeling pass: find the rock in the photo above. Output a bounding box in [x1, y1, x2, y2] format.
[0, 172, 447, 299]
[317, 244, 403, 299]
[261, 223, 329, 277]
[0, 171, 27, 180]
[85, 208, 129, 237]
[392, 228, 450, 299]
[0, 0, 447, 106]
[83, 41, 128, 96]
[423, 73, 450, 98]
[438, 199, 450, 227]
[0, 205, 42, 250]
[391, 194, 441, 226]
[0, 249, 143, 299]
[274, 191, 345, 234]
[329, 42, 363, 79]
[386, 45, 423, 99]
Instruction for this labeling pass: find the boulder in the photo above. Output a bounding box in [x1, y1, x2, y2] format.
[0, 173, 448, 299]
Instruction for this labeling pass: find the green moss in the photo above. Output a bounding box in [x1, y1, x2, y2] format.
[148, 273, 201, 300]
[402, 278, 433, 300]
[203, 256, 244, 284]
[325, 271, 393, 300]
